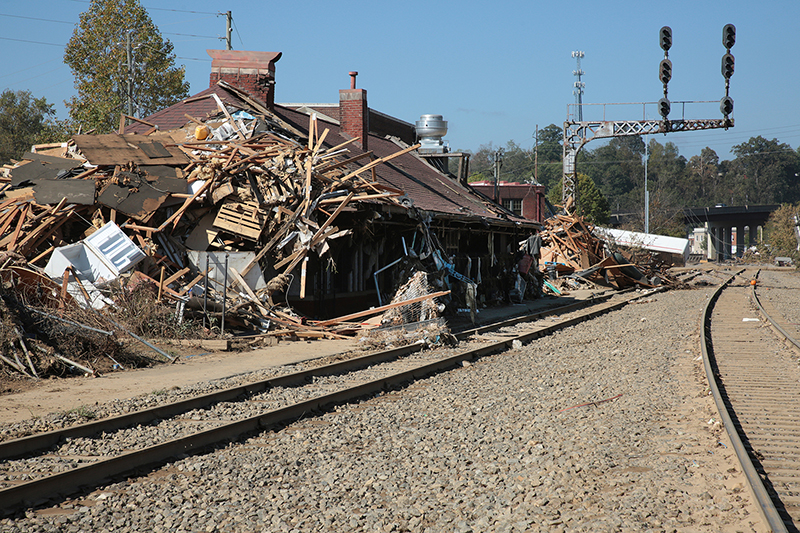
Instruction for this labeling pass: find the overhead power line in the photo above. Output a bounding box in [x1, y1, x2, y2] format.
[65, 0, 219, 16]
[0, 36, 64, 47]
[0, 13, 73, 24]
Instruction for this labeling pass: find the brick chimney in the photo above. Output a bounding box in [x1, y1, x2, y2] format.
[339, 71, 368, 149]
[207, 50, 282, 109]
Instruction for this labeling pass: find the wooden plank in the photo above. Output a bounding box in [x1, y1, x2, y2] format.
[317, 192, 399, 204]
[162, 267, 190, 288]
[157, 266, 166, 302]
[158, 177, 213, 232]
[274, 248, 302, 270]
[338, 143, 421, 182]
[316, 151, 373, 174]
[0, 204, 22, 241]
[6, 203, 30, 251]
[211, 93, 246, 141]
[183, 113, 204, 126]
[30, 245, 55, 265]
[228, 266, 269, 318]
[299, 257, 309, 299]
[314, 290, 451, 327]
[307, 114, 317, 150]
[176, 267, 211, 296]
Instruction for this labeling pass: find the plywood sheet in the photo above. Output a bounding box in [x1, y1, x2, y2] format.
[11, 157, 83, 186]
[33, 179, 96, 205]
[72, 133, 188, 166]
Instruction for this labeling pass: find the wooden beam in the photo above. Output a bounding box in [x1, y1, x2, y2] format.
[228, 266, 270, 318]
[162, 266, 190, 288]
[338, 143, 420, 182]
[314, 290, 451, 327]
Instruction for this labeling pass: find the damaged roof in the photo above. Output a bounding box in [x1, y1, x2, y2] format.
[127, 83, 533, 228]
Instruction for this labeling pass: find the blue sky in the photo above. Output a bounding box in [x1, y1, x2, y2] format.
[2, 0, 798, 165]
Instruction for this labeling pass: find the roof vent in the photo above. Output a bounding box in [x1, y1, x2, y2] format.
[415, 114, 448, 154]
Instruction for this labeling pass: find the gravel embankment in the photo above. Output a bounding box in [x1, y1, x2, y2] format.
[2, 271, 775, 532]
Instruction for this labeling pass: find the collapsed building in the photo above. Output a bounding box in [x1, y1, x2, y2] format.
[0, 49, 540, 342]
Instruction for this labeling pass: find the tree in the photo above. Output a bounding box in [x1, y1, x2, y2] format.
[547, 172, 610, 225]
[465, 141, 534, 184]
[729, 136, 800, 205]
[64, 0, 189, 133]
[582, 136, 644, 213]
[686, 147, 720, 204]
[533, 124, 563, 193]
[764, 203, 800, 260]
[0, 90, 64, 165]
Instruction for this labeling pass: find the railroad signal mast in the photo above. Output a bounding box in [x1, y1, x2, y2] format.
[562, 25, 736, 213]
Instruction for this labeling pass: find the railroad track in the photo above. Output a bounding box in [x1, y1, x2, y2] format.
[702, 268, 800, 533]
[0, 288, 655, 517]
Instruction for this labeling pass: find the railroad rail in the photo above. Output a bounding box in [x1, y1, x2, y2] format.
[0, 288, 653, 516]
[702, 268, 800, 533]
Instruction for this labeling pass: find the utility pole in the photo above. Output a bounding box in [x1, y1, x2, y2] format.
[572, 51, 585, 122]
[533, 125, 539, 184]
[493, 148, 503, 203]
[644, 137, 649, 233]
[224, 11, 232, 50]
[126, 30, 134, 119]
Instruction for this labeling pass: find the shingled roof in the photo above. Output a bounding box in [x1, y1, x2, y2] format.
[125, 85, 248, 134]
[126, 77, 533, 228]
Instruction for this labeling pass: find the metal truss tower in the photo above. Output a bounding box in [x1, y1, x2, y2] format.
[572, 51, 585, 122]
[562, 116, 733, 212]
[561, 25, 736, 214]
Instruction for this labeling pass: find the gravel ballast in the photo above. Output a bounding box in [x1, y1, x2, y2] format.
[4, 268, 790, 532]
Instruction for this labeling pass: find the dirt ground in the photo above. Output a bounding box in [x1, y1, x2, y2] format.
[0, 338, 356, 425]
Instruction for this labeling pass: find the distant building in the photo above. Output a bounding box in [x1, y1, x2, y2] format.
[469, 181, 546, 223]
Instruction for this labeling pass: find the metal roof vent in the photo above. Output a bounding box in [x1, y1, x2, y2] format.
[415, 114, 448, 154]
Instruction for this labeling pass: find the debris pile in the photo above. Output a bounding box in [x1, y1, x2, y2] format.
[0, 91, 439, 377]
[379, 271, 443, 327]
[536, 214, 678, 291]
[0, 267, 165, 380]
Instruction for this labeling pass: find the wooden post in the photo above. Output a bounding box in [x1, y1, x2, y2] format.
[157, 266, 166, 302]
[300, 257, 309, 299]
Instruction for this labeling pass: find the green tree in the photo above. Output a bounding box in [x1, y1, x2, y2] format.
[728, 136, 800, 204]
[686, 147, 720, 205]
[64, 0, 189, 133]
[465, 141, 534, 184]
[582, 136, 644, 213]
[533, 124, 563, 194]
[764, 203, 800, 260]
[0, 90, 65, 165]
[547, 172, 610, 225]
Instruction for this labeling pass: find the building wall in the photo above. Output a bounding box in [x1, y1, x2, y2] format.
[469, 181, 546, 223]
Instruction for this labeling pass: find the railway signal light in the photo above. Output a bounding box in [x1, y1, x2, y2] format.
[720, 96, 734, 116]
[658, 97, 671, 118]
[659, 59, 673, 84]
[721, 53, 735, 79]
[722, 24, 736, 50]
[659, 26, 672, 52]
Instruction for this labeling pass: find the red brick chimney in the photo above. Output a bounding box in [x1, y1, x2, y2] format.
[339, 71, 368, 149]
[207, 50, 282, 109]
